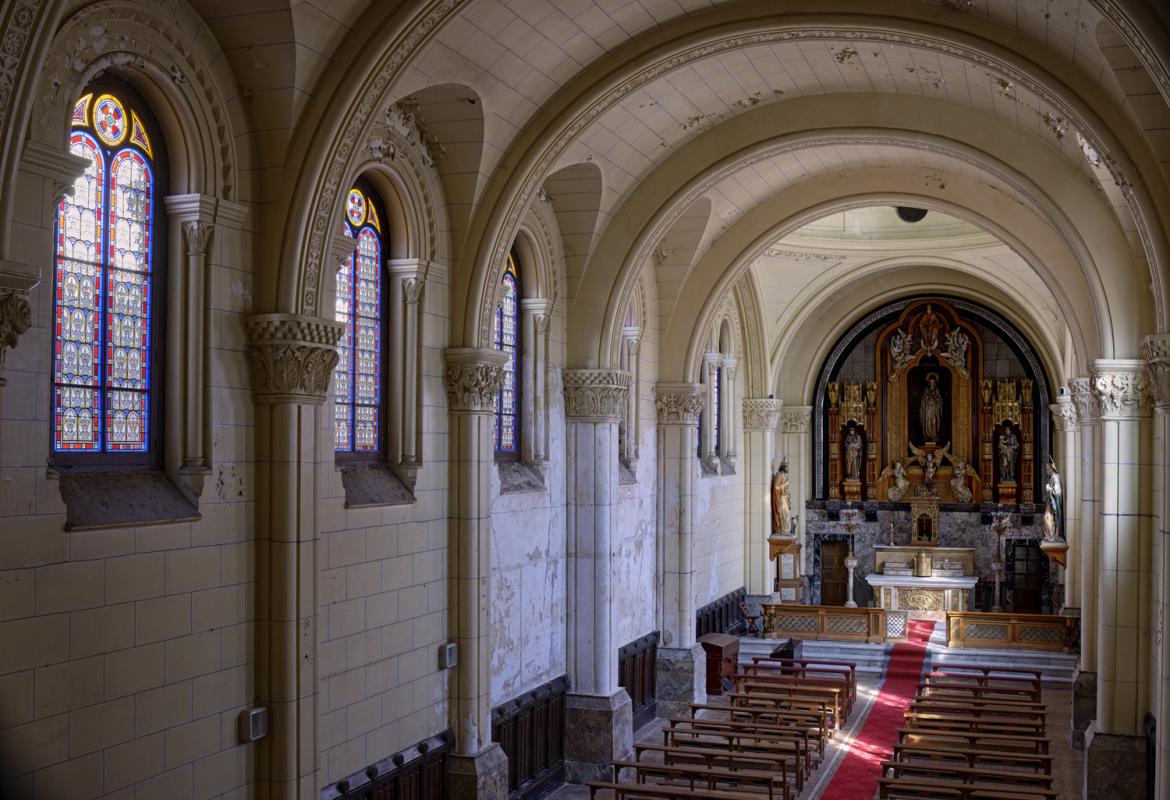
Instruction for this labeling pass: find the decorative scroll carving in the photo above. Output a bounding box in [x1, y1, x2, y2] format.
[1050, 399, 1078, 431]
[1092, 368, 1153, 419]
[0, 289, 32, 387]
[563, 369, 629, 421]
[1068, 378, 1100, 423]
[781, 408, 811, 433]
[182, 221, 214, 256]
[655, 384, 704, 425]
[247, 314, 342, 405]
[1142, 334, 1170, 410]
[742, 398, 781, 431]
[443, 348, 507, 414]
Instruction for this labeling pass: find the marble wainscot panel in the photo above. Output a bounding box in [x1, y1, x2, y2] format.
[804, 502, 1050, 611]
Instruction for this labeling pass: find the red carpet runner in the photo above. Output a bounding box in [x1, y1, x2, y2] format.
[820, 619, 936, 799]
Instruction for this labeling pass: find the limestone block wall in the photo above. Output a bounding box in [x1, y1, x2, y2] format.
[488, 310, 568, 707]
[691, 431, 747, 611]
[0, 180, 256, 797]
[316, 269, 453, 783]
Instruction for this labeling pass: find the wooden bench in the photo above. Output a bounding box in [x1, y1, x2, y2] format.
[609, 759, 790, 800]
[687, 703, 829, 755]
[930, 663, 1044, 684]
[734, 677, 845, 726]
[908, 702, 1047, 733]
[663, 726, 809, 783]
[921, 675, 1041, 702]
[666, 715, 825, 762]
[878, 777, 1058, 799]
[727, 690, 839, 731]
[903, 711, 1045, 736]
[879, 771, 1057, 796]
[917, 681, 1041, 703]
[881, 759, 1055, 789]
[892, 743, 1052, 775]
[632, 741, 803, 793]
[897, 728, 1051, 755]
[741, 661, 857, 708]
[586, 780, 763, 800]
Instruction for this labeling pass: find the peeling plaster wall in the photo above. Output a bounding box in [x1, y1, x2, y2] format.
[488, 309, 568, 707]
[316, 268, 452, 783]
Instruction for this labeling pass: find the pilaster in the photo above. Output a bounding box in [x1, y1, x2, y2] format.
[1142, 333, 1170, 799]
[1050, 396, 1080, 611]
[247, 313, 342, 799]
[620, 327, 641, 464]
[721, 358, 738, 465]
[701, 354, 720, 468]
[655, 383, 705, 650]
[743, 398, 781, 595]
[388, 258, 431, 485]
[443, 347, 508, 772]
[1085, 359, 1153, 798]
[780, 407, 812, 556]
[1068, 375, 1100, 750]
[521, 299, 552, 465]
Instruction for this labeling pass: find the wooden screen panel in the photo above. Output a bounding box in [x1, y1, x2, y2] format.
[619, 632, 659, 730]
[491, 675, 567, 800]
[325, 733, 451, 800]
[695, 586, 747, 638]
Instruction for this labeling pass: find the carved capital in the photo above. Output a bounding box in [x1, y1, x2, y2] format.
[1142, 334, 1170, 410]
[722, 357, 739, 381]
[655, 383, 704, 425]
[403, 277, 424, 306]
[182, 220, 214, 257]
[1091, 361, 1152, 420]
[444, 348, 507, 413]
[0, 289, 33, 387]
[781, 407, 812, 433]
[563, 369, 629, 422]
[1067, 378, 1098, 423]
[742, 398, 782, 431]
[247, 314, 342, 405]
[1050, 397, 1078, 432]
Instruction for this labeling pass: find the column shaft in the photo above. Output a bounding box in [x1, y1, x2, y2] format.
[1143, 335, 1170, 799]
[1052, 397, 1080, 610]
[743, 399, 781, 595]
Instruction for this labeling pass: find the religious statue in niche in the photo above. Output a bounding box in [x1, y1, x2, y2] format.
[909, 441, 951, 496]
[919, 372, 943, 442]
[879, 459, 910, 502]
[950, 458, 973, 503]
[999, 422, 1020, 482]
[771, 461, 791, 535]
[1043, 461, 1065, 543]
[844, 425, 863, 481]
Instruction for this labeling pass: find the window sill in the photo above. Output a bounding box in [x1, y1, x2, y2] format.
[618, 460, 637, 485]
[498, 460, 546, 494]
[699, 457, 737, 479]
[339, 462, 416, 508]
[55, 470, 201, 531]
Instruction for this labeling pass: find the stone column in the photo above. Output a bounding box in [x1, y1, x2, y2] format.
[743, 399, 782, 595]
[1084, 361, 1153, 798]
[781, 407, 813, 560]
[444, 348, 510, 799]
[247, 313, 341, 799]
[521, 299, 552, 465]
[562, 369, 633, 781]
[701, 354, 720, 468]
[1051, 396, 1080, 612]
[388, 259, 429, 485]
[621, 327, 641, 464]
[1143, 334, 1170, 800]
[1069, 377, 1100, 749]
[721, 358, 738, 466]
[654, 383, 707, 718]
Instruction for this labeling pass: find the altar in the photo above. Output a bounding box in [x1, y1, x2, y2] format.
[865, 545, 978, 619]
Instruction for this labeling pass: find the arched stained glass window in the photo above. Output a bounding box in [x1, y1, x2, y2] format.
[494, 253, 521, 454]
[52, 88, 161, 457]
[335, 181, 385, 455]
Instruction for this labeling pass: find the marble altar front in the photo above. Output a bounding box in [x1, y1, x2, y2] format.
[866, 545, 978, 619]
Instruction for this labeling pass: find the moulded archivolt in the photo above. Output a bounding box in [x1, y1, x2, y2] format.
[1142, 333, 1170, 409]
[467, 20, 1163, 351]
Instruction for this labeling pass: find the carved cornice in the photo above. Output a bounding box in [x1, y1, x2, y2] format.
[655, 383, 704, 425]
[781, 407, 812, 434]
[0, 289, 32, 387]
[1142, 334, 1170, 410]
[1067, 377, 1100, 424]
[1049, 397, 1078, 432]
[563, 369, 630, 422]
[742, 398, 782, 431]
[1091, 361, 1152, 420]
[247, 313, 342, 405]
[21, 141, 90, 207]
[444, 348, 507, 414]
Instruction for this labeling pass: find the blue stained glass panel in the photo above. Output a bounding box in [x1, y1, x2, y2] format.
[494, 257, 520, 453]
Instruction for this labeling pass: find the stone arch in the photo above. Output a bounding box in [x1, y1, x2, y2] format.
[446, 2, 1170, 357]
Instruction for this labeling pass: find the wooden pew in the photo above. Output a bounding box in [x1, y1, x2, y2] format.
[930, 662, 1044, 684]
[921, 674, 1041, 702]
[663, 726, 810, 783]
[741, 660, 857, 709]
[891, 743, 1052, 775]
[586, 780, 765, 800]
[667, 714, 826, 761]
[727, 690, 839, 731]
[733, 676, 846, 726]
[878, 778, 1058, 799]
[632, 741, 803, 793]
[609, 759, 791, 800]
[908, 702, 1047, 733]
[880, 761, 1056, 790]
[917, 681, 1041, 703]
[897, 728, 1051, 755]
[903, 711, 1045, 736]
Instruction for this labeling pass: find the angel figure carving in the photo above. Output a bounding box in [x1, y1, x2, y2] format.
[879, 459, 910, 502]
[889, 328, 916, 376]
[950, 458, 973, 503]
[909, 441, 951, 495]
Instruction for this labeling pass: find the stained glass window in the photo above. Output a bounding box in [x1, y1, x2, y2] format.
[334, 183, 385, 454]
[494, 254, 521, 454]
[52, 88, 158, 455]
[713, 364, 722, 454]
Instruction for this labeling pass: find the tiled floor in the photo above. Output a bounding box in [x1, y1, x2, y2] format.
[551, 678, 1086, 799]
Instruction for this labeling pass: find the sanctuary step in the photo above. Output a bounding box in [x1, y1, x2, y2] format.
[738, 634, 1076, 683]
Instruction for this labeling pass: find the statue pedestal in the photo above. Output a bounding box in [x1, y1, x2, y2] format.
[998, 480, 1017, 504]
[768, 535, 802, 602]
[1040, 539, 1068, 568]
[842, 479, 862, 502]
